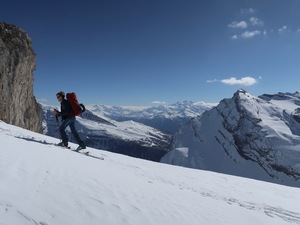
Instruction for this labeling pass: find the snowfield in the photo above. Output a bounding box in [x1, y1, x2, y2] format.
[0, 120, 300, 225]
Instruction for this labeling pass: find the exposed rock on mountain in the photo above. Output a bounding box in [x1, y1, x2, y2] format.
[0, 22, 42, 132]
[161, 90, 300, 187]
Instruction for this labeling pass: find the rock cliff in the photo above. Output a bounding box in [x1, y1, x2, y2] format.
[0, 22, 42, 132]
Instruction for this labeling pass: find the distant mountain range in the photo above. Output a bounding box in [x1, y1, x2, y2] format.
[87, 101, 216, 133]
[161, 90, 300, 187]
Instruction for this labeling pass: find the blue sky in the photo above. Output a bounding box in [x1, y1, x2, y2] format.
[2, 0, 300, 106]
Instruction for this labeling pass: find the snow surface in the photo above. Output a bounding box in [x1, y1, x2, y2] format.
[1, 120, 300, 225]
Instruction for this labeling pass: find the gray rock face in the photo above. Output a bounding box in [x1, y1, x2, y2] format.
[0, 22, 42, 132]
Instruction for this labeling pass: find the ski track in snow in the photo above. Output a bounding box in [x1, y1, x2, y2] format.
[1, 121, 300, 225]
[140, 175, 300, 224]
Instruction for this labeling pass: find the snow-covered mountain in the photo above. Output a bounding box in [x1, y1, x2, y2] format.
[161, 90, 300, 187]
[87, 101, 216, 133]
[41, 104, 171, 161]
[1, 120, 300, 225]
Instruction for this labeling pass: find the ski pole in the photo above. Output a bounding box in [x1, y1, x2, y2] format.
[55, 111, 61, 142]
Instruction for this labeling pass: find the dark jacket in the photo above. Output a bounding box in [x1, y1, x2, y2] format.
[58, 99, 73, 121]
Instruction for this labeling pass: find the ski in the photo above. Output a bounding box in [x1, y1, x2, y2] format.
[57, 145, 104, 160]
[74, 150, 104, 160]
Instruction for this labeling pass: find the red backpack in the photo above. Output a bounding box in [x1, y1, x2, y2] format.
[66, 92, 85, 116]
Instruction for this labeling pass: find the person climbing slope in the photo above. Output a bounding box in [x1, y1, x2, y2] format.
[53, 91, 86, 151]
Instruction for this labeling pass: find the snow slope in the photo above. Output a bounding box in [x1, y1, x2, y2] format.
[161, 90, 300, 187]
[1, 120, 300, 225]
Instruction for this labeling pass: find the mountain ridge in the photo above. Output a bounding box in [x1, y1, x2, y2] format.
[161, 90, 300, 187]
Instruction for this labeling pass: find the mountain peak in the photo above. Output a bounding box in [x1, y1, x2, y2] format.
[233, 89, 252, 101]
[162, 90, 300, 187]
[236, 88, 247, 94]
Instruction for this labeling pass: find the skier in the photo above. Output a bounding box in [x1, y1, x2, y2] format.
[53, 91, 86, 151]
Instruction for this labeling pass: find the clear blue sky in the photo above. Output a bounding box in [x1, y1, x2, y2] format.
[2, 0, 300, 106]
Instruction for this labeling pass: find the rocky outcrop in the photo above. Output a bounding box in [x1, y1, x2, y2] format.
[0, 22, 42, 132]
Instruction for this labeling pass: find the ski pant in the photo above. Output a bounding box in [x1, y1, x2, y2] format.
[59, 117, 83, 146]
